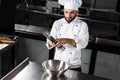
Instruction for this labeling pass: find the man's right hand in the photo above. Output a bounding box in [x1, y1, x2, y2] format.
[48, 40, 56, 47]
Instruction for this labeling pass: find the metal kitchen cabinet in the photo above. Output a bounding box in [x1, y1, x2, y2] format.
[94, 51, 120, 80]
[15, 37, 49, 64]
[0, 35, 18, 78]
[0, 43, 15, 78]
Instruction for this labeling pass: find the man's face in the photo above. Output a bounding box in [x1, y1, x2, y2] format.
[64, 9, 78, 23]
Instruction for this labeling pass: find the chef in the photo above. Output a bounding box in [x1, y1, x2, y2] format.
[46, 0, 89, 72]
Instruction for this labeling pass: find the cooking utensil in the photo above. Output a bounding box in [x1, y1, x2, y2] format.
[42, 60, 69, 77]
[42, 30, 65, 51]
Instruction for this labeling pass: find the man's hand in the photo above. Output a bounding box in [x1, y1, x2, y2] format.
[48, 40, 56, 47]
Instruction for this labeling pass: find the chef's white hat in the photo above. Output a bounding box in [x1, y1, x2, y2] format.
[58, 0, 82, 10]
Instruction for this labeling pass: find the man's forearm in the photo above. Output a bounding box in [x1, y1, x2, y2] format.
[67, 39, 76, 47]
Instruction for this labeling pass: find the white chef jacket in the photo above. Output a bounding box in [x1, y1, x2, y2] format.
[46, 16, 89, 68]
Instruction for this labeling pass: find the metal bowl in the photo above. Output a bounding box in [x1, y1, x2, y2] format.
[42, 60, 69, 77]
[41, 72, 67, 80]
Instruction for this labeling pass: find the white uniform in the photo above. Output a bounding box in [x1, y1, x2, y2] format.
[48, 17, 89, 68]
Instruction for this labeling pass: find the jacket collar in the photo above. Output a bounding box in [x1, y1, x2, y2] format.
[62, 16, 79, 24]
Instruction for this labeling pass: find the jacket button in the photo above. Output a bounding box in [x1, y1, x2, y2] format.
[70, 52, 72, 54]
[74, 35, 76, 36]
[76, 25, 78, 27]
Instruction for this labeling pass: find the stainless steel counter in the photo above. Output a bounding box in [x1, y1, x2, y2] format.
[0, 44, 9, 51]
[1, 58, 111, 80]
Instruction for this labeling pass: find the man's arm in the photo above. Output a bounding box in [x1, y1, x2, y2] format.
[55, 38, 76, 48]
